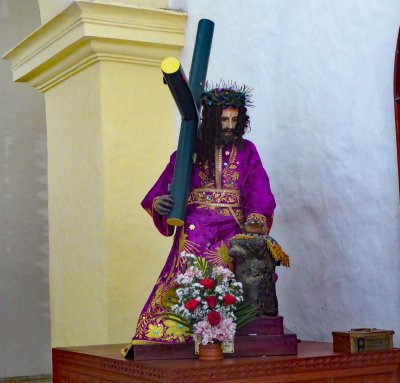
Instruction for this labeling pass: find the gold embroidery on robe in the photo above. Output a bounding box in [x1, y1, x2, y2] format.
[164, 320, 189, 342]
[223, 145, 239, 189]
[199, 161, 215, 189]
[187, 188, 241, 207]
[179, 229, 200, 254]
[204, 241, 233, 270]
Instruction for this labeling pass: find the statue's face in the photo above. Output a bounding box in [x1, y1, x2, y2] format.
[218, 107, 239, 146]
[220, 107, 239, 134]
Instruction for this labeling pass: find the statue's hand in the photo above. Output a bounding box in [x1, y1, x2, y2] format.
[243, 217, 265, 234]
[153, 195, 174, 215]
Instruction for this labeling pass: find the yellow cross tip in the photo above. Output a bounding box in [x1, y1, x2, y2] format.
[161, 57, 180, 74]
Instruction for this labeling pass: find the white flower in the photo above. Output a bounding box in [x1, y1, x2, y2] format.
[180, 251, 196, 259]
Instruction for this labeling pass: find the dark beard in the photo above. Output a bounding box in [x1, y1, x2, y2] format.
[217, 134, 235, 147]
[216, 129, 237, 147]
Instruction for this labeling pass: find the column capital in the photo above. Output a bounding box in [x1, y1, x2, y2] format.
[3, 1, 187, 92]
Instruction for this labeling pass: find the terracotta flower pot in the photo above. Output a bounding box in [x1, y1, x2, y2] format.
[198, 342, 223, 361]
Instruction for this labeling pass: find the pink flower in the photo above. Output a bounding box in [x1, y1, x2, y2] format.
[211, 266, 234, 279]
[183, 266, 202, 279]
[193, 318, 236, 345]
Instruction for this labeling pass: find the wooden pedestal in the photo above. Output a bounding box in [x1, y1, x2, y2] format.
[131, 315, 298, 360]
[131, 330, 297, 360]
[52, 342, 400, 382]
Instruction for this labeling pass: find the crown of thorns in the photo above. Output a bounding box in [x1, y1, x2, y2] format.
[200, 81, 253, 108]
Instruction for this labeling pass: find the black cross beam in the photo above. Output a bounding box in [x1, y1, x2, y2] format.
[161, 19, 214, 226]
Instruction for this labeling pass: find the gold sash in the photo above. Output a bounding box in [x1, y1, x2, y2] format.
[187, 188, 241, 208]
[187, 188, 243, 226]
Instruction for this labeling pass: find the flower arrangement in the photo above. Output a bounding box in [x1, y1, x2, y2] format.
[164, 252, 254, 346]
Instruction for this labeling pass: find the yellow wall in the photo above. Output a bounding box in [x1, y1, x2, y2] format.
[45, 60, 176, 345]
[100, 61, 176, 341]
[46, 65, 109, 344]
[4, 0, 186, 346]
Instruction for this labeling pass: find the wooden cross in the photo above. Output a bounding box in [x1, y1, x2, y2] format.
[161, 19, 214, 226]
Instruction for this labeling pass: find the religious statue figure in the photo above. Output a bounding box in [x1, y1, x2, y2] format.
[122, 84, 276, 356]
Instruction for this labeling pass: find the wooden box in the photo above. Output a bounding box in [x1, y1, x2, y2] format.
[332, 328, 395, 354]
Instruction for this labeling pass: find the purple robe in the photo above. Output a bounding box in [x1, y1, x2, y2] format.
[123, 139, 275, 352]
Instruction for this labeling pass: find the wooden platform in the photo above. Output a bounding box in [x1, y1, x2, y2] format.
[52, 342, 400, 382]
[131, 316, 298, 360]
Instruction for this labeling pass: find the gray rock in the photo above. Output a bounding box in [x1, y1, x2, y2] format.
[229, 235, 278, 316]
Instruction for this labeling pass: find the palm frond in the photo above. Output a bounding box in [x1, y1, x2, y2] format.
[193, 256, 212, 276]
[234, 302, 257, 329]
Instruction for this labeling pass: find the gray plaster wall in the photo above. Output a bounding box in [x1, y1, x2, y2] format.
[169, 0, 400, 346]
[0, 0, 50, 378]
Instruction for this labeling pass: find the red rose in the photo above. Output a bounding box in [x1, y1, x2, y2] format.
[184, 298, 199, 311]
[200, 278, 215, 289]
[205, 295, 217, 308]
[223, 294, 236, 305]
[207, 311, 221, 326]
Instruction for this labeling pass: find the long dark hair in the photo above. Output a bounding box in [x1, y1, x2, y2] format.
[197, 105, 250, 164]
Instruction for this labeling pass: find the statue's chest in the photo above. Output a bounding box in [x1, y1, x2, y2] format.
[194, 145, 243, 190]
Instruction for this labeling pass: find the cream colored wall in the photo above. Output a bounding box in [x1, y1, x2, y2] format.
[45, 65, 110, 344]
[46, 60, 176, 345]
[100, 61, 176, 340]
[4, 0, 186, 348]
